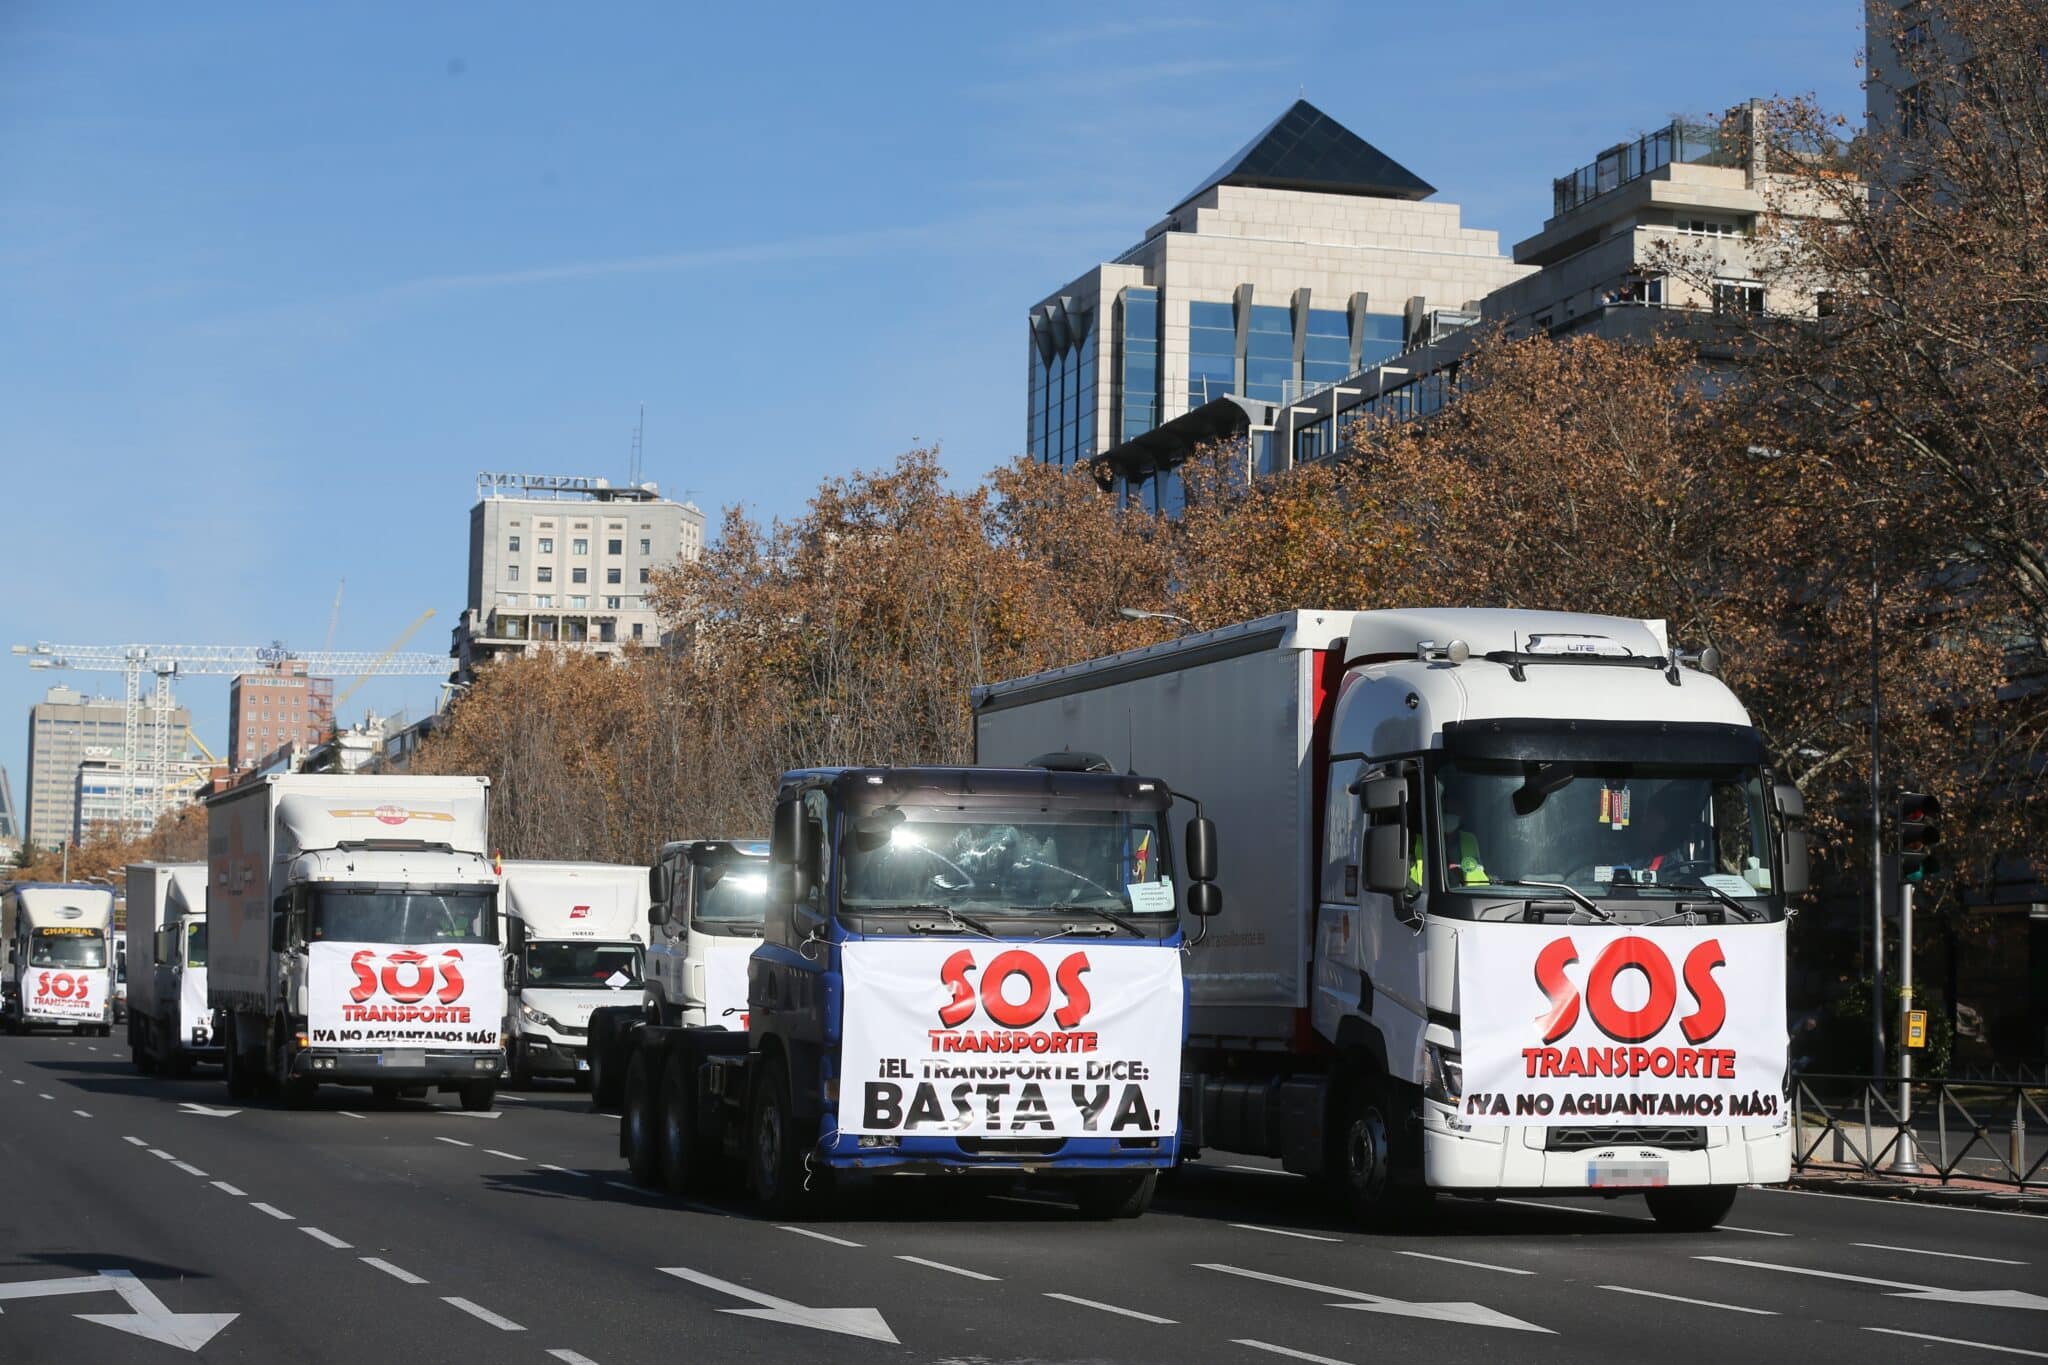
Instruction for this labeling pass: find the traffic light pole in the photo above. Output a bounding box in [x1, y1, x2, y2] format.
[1888, 881, 1922, 1174]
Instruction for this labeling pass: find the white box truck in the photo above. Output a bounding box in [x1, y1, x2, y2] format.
[500, 860, 648, 1087]
[974, 608, 1806, 1231]
[125, 862, 219, 1076]
[2, 884, 117, 1036]
[208, 773, 506, 1110]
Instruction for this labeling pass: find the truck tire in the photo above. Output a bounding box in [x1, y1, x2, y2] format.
[508, 1041, 533, 1090]
[589, 1013, 626, 1111]
[165, 1048, 195, 1081]
[272, 1018, 317, 1109]
[659, 1050, 702, 1196]
[1074, 1170, 1158, 1219]
[748, 1054, 823, 1217]
[132, 1018, 157, 1076]
[623, 1050, 661, 1188]
[1644, 1185, 1739, 1232]
[1330, 1078, 1428, 1228]
[458, 1082, 496, 1113]
[224, 1018, 259, 1101]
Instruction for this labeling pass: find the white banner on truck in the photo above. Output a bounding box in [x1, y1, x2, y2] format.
[837, 940, 1182, 1139]
[704, 939, 752, 1032]
[1455, 923, 1787, 1127]
[307, 941, 505, 1050]
[26, 967, 107, 1022]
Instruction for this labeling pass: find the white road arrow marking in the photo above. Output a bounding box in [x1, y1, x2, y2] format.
[1196, 1263, 1551, 1334]
[0, 1269, 237, 1352]
[658, 1266, 898, 1344]
[177, 1103, 241, 1117]
[1696, 1256, 2048, 1311]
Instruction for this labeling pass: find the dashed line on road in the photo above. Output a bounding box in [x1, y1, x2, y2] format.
[250, 1202, 294, 1221]
[1720, 1225, 1794, 1237]
[895, 1255, 999, 1281]
[38, 1092, 53, 1100]
[1867, 1327, 2048, 1358]
[1229, 1223, 1341, 1243]
[362, 1257, 427, 1285]
[302, 1227, 352, 1250]
[211, 1181, 248, 1197]
[434, 1136, 473, 1148]
[171, 1161, 208, 1177]
[148, 1148, 177, 1160]
[444, 1296, 525, 1331]
[498, 1094, 528, 1102]
[545, 1351, 599, 1365]
[72, 1109, 90, 1118]
[1221, 1163, 1299, 1176]
[1045, 1292, 1176, 1324]
[778, 1226, 863, 1248]
[1235, 1339, 1356, 1365]
[1599, 1285, 1778, 1315]
[603, 1181, 649, 1197]
[1854, 1242, 2028, 1266]
[537, 1163, 574, 1174]
[121, 1135, 148, 1146]
[484, 1149, 526, 1161]
[1397, 1251, 1533, 1275]
[1493, 1196, 1642, 1222]
[337, 1110, 366, 1119]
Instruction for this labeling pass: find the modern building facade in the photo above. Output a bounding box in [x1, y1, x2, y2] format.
[451, 472, 708, 681]
[23, 685, 191, 849]
[1028, 100, 1532, 510]
[228, 660, 335, 770]
[72, 757, 213, 842]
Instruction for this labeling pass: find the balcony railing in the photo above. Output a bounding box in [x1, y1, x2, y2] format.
[1553, 119, 1737, 217]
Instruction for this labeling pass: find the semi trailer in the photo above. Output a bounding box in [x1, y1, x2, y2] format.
[500, 859, 647, 1087]
[2, 884, 116, 1036]
[125, 862, 220, 1075]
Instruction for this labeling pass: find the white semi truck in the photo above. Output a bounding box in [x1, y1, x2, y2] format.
[644, 839, 770, 1029]
[975, 608, 1805, 1231]
[500, 860, 648, 1087]
[2, 884, 117, 1036]
[125, 862, 219, 1076]
[208, 773, 507, 1110]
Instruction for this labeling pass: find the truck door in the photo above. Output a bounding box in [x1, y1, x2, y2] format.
[755, 790, 831, 1117]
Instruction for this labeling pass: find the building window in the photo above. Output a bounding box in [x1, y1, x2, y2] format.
[572, 538, 588, 555]
[507, 535, 520, 552]
[639, 568, 651, 584]
[535, 595, 553, 608]
[1188, 300, 1235, 407]
[605, 596, 622, 610]
[569, 595, 587, 608]
[606, 538, 622, 555]
[1713, 278, 1766, 316]
[600, 621, 616, 643]
[538, 537, 553, 553]
[1360, 313, 1404, 371]
[537, 566, 553, 583]
[1118, 287, 1160, 441]
[572, 567, 588, 584]
[1244, 304, 1293, 403]
[506, 564, 520, 581]
[1898, 84, 1928, 139]
[1681, 216, 1742, 237]
[606, 567, 621, 585]
[1303, 309, 1350, 394]
[639, 538, 650, 555]
[631, 623, 644, 641]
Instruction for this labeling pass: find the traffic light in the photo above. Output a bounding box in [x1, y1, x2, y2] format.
[1897, 791, 1942, 883]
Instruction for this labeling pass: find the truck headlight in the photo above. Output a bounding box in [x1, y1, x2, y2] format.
[1423, 1043, 1463, 1105]
[518, 1002, 560, 1031]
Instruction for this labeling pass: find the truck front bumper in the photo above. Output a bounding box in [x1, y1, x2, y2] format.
[292, 1049, 506, 1085]
[515, 1034, 588, 1076]
[820, 1132, 1177, 1175]
[1422, 1107, 1792, 1190]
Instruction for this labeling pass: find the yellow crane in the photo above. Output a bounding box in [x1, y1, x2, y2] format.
[332, 609, 437, 717]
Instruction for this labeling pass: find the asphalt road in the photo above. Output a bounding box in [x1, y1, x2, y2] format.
[2, 1030, 2043, 1364]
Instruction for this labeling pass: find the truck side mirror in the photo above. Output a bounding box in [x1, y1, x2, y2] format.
[772, 799, 811, 904]
[1361, 776, 1406, 812]
[1185, 880, 1222, 918]
[270, 897, 289, 953]
[1774, 783, 1809, 897]
[647, 864, 670, 925]
[1184, 816, 1217, 884]
[1365, 823, 1410, 895]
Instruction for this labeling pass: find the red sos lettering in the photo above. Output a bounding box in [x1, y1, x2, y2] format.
[349, 949, 468, 1005]
[1533, 936, 1727, 1045]
[937, 949, 1092, 1030]
[35, 971, 87, 999]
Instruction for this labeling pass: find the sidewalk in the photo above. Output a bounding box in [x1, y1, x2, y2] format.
[1789, 1159, 2048, 1214]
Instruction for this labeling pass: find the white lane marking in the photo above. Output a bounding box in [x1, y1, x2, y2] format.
[84, 1046, 96, 1051]
[1695, 1255, 1921, 1290]
[1494, 1196, 1642, 1222]
[1223, 1163, 1298, 1176]
[1721, 1225, 1794, 1237]
[444, 1296, 525, 1331]
[38, 1092, 53, 1099]
[122, 1135, 148, 1147]
[362, 1257, 427, 1285]
[72, 1109, 91, 1118]
[434, 1136, 472, 1148]
[484, 1149, 526, 1161]
[546, 1352, 600, 1365]
[302, 1227, 352, 1249]
[1854, 1242, 2029, 1266]
[445, 1109, 502, 1119]
[249, 1202, 294, 1221]
[171, 1161, 208, 1177]
[1398, 1251, 1534, 1275]
[604, 1181, 648, 1196]
[337, 1110, 366, 1119]
[779, 1226, 863, 1247]
[1866, 1327, 2048, 1358]
[657, 1266, 898, 1344]
[1235, 1340, 1356, 1365]
[894, 1255, 999, 1281]
[498, 1093, 528, 1101]
[1757, 1185, 2043, 1220]
[1600, 1285, 1778, 1315]
[148, 1148, 177, 1160]
[1229, 1223, 1341, 1243]
[537, 1163, 574, 1174]
[211, 1181, 248, 1197]
[11, 1078, 23, 1084]
[1044, 1291, 1176, 1324]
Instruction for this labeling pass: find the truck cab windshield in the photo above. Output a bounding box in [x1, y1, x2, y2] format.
[694, 860, 769, 934]
[1434, 761, 1774, 906]
[841, 806, 1173, 916]
[310, 889, 498, 945]
[31, 932, 106, 968]
[523, 941, 641, 988]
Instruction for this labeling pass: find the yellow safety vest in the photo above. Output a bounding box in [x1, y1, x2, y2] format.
[1411, 830, 1489, 887]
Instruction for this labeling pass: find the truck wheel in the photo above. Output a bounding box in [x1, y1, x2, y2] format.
[748, 1055, 821, 1216]
[132, 1019, 157, 1076]
[590, 1014, 625, 1111]
[623, 1051, 661, 1188]
[165, 1049, 194, 1081]
[1074, 1170, 1158, 1220]
[224, 1019, 259, 1100]
[458, 1082, 496, 1113]
[659, 1051, 701, 1196]
[1644, 1185, 1739, 1232]
[508, 1042, 533, 1090]
[1331, 1079, 1427, 1228]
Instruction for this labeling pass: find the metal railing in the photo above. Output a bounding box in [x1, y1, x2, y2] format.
[1553, 119, 1735, 216]
[1791, 1072, 2048, 1190]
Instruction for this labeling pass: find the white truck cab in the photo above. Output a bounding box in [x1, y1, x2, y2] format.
[644, 840, 769, 1029]
[2, 884, 117, 1036]
[125, 862, 218, 1076]
[500, 860, 648, 1086]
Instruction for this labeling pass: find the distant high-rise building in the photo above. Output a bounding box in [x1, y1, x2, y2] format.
[452, 472, 708, 681]
[0, 764, 19, 853]
[23, 685, 191, 848]
[228, 660, 335, 770]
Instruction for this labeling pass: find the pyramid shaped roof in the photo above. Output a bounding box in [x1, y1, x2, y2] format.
[1175, 99, 1434, 209]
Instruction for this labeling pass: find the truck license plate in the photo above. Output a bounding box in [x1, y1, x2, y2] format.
[380, 1049, 424, 1069]
[1587, 1159, 1668, 1188]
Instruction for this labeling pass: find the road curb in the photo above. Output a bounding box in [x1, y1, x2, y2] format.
[1786, 1172, 2048, 1215]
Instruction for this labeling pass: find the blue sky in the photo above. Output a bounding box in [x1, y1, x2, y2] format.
[0, 1, 1867, 794]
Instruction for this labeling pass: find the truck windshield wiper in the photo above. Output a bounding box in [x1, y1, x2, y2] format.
[1672, 877, 1764, 921]
[1484, 880, 1614, 922]
[1022, 903, 1147, 937]
[885, 903, 1000, 938]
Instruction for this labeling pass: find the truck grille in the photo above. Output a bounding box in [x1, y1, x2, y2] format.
[1544, 1126, 1706, 1152]
[954, 1138, 1066, 1157]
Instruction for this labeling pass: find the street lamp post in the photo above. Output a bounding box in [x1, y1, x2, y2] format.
[1117, 607, 1193, 632]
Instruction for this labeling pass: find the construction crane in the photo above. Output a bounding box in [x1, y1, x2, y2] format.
[332, 609, 436, 715]
[11, 638, 450, 827]
[322, 579, 345, 654]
